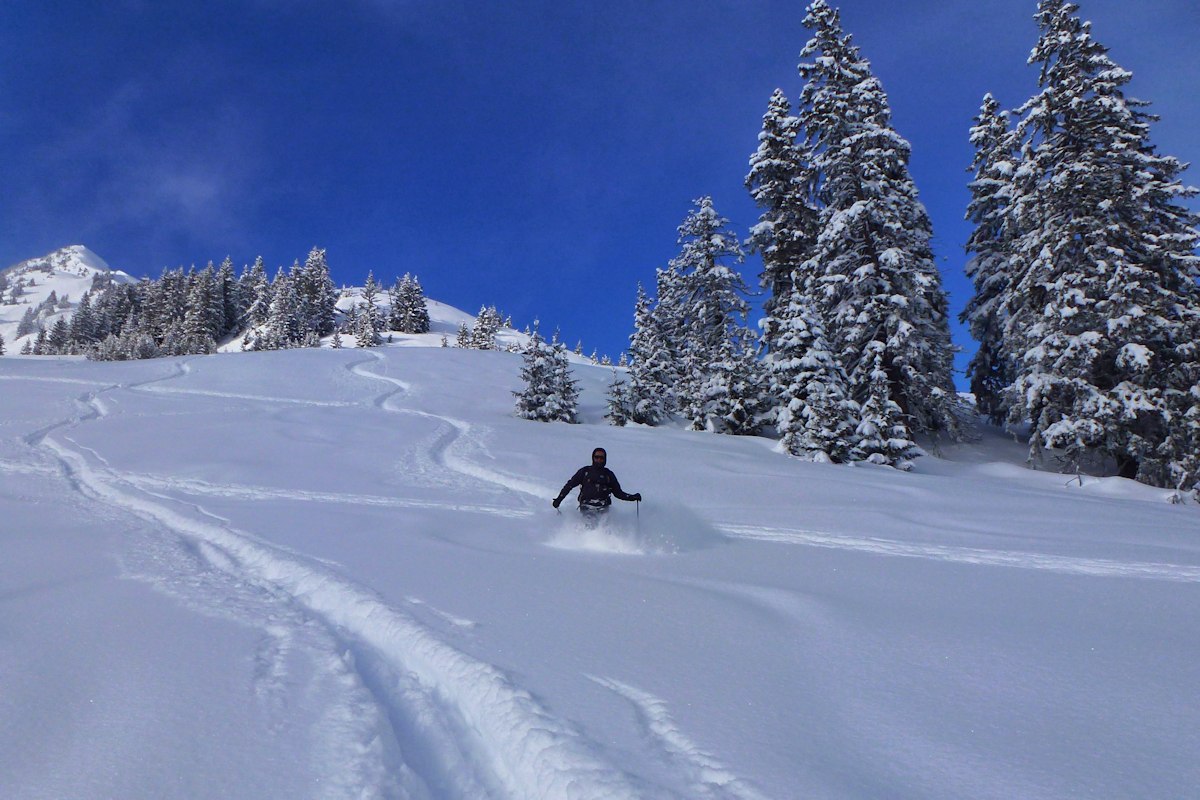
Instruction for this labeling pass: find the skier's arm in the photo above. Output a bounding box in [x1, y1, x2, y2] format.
[609, 472, 640, 502]
[554, 468, 585, 503]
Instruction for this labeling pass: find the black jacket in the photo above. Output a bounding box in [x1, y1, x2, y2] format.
[556, 465, 636, 508]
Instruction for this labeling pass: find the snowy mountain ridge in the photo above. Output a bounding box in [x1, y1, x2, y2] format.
[1, 244, 118, 277]
[0, 245, 136, 352]
[2, 246, 606, 366]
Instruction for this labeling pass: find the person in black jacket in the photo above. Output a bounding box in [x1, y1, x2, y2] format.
[552, 447, 641, 525]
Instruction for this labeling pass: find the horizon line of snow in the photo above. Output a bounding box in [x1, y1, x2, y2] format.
[719, 525, 1200, 583]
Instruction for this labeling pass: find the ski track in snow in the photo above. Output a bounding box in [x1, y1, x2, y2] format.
[719, 524, 1200, 583]
[0, 374, 113, 386]
[0, 458, 59, 478]
[350, 352, 550, 503]
[588, 676, 769, 800]
[131, 384, 360, 407]
[27, 356, 695, 799]
[404, 597, 478, 630]
[123, 473, 533, 519]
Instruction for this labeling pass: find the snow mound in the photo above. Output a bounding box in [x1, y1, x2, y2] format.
[547, 503, 727, 555]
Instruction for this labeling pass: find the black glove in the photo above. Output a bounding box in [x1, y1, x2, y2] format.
[631, 493, 642, 502]
[552, 497, 562, 509]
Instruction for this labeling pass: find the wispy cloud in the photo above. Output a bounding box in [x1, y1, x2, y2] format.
[16, 60, 264, 265]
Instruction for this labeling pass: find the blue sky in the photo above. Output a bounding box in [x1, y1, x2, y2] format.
[2, 0, 1197, 379]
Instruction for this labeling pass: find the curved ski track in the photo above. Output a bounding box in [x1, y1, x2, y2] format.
[349, 352, 550, 502]
[23, 355, 725, 800]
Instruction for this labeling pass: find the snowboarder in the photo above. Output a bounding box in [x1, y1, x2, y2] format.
[552, 447, 641, 526]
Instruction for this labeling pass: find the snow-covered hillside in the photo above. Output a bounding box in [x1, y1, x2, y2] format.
[0, 245, 136, 352]
[1, 321, 1198, 798]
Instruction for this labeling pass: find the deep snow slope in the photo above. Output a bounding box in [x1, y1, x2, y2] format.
[1, 346, 1198, 800]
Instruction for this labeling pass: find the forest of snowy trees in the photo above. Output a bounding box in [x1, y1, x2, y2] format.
[14, 248, 432, 360]
[611, 0, 959, 471]
[605, 0, 1198, 494]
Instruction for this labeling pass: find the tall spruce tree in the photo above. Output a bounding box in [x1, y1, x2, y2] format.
[853, 348, 919, 469]
[47, 318, 70, 353]
[356, 272, 382, 347]
[549, 331, 580, 423]
[796, 0, 958, 441]
[605, 372, 635, 427]
[1004, 0, 1200, 485]
[697, 327, 764, 436]
[961, 94, 1021, 424]
[747, 88, 818, 364]
[216, 257, 240, 336]
[625, 283, 673, 424]
[296, 248, 338, 337]
[667, 197, 751, 430]
[514, 325, 578, 423]
[471, 305, 502, 349]
[257, 268, 301, 349]
[241, 257, 272, 327]
[67, 292, 98, 349]
[16, 307, 37, 338]
[771, 295, 858, 461]
[388, 274, 431, 334]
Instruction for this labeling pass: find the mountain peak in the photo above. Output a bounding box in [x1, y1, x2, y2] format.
[3, 245, 113, 278]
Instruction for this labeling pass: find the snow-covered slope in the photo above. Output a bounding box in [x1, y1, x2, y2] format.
[0, 245, 136, 351]
[1, 336, 1198, 798]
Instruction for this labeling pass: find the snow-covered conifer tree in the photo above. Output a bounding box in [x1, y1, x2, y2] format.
[1003, 0, 1200, 484]
[295, 248, 338, 337]
[772, 296, 858, 461]
[470, 306, 502, 350]
[67, 292, 98, 349]
[405, 275, 431, 334]
[624, 284, 672, 425]
[92, 282, 138, 343]
[796, 0, 958, 440]
[455, 322, 472, 348]
[747, 88, 818, 363]
[0, 331, 6, 355]
[514, 325, 578, 423]
[604, 373, 634, 427]
[47, 318, 69, 354]
[388, 274, 431, 334]
[961, 94, 1021, 424]
[667, 197, 751, 429]
[16, 307, 37, 338]
[181, 266, 221, 352]
[144, 267, 189, 342]
[549, 331, 580, 423]
[698, 329, 764, 436]
[644, 268, 688, 414]
[216, 257, 240, 336]
[255, 269, 301, 350]
[241, 257, 272, 327]
[355, 272, 382, 347]
[853, 349, 919, 469]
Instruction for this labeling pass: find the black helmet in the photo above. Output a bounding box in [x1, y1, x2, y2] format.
[591, 447, 607, 465]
